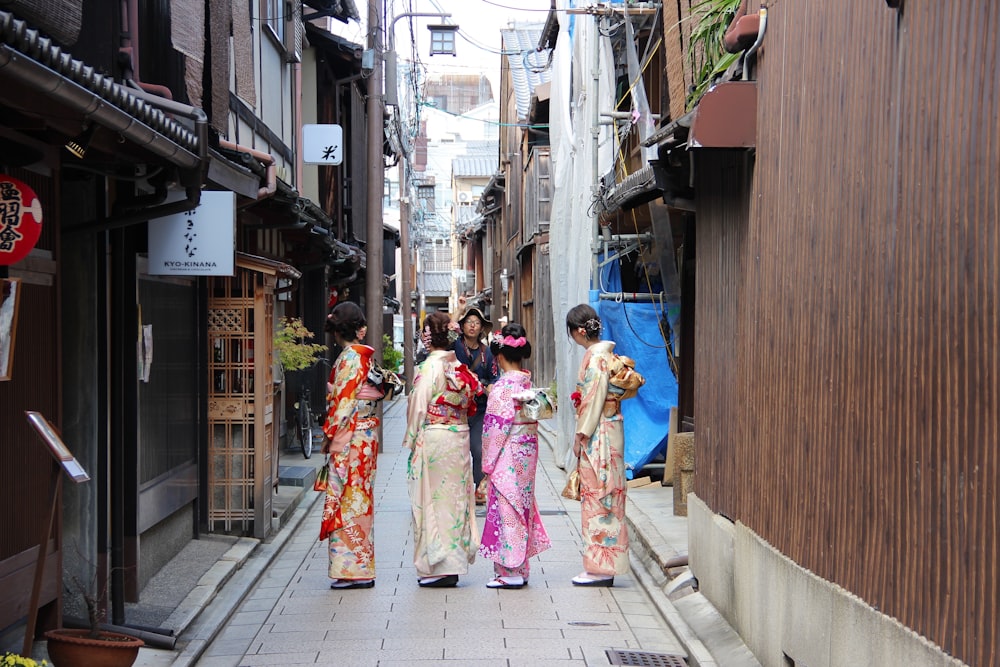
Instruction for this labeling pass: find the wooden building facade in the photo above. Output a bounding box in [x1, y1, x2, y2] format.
[674, 2, 997, 666]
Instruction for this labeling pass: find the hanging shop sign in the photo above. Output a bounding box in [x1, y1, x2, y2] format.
[0, 175, 44, 266]
[148, 191, 236, 276]
[302, 124, 344, 165]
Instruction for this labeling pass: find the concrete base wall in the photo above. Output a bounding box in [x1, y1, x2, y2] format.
[687, 494, 967, 667]
[139, 504, 195, 594]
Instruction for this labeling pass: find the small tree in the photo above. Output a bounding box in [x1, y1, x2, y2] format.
[274, 317, 327, 371]
[382, 334, 403, 372]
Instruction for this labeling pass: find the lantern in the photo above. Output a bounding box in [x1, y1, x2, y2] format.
[0, 175, 43, 266]
[427, 24, 458, 56]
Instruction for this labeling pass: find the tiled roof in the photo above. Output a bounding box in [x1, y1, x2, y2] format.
[422, 271, 453, 296]
[452, 156, 495, 178]
[0, 11, 200, 162]
[500, 25, 551, 121]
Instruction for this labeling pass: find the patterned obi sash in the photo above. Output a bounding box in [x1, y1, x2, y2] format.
[425, 402, 468, 426]
[355, 399, 379, 420]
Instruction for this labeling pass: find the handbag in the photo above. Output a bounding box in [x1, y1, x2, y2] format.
[561, 466, 581, 501]
[313, 457, 330, 492]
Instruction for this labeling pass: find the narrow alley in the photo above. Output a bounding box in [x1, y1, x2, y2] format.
[185, 399, 686, 667]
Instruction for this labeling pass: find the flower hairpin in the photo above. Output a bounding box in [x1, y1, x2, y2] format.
[491, 332, 527, 347]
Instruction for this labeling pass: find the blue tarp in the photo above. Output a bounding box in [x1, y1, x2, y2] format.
[590, 259, 678, 478]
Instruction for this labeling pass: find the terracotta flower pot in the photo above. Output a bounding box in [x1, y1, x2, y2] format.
[43, 628, 144, 667]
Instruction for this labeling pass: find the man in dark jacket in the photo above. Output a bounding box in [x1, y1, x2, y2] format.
[451, 306, 498, 503]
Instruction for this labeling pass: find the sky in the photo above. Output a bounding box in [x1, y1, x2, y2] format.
[327, 0, 551, 98]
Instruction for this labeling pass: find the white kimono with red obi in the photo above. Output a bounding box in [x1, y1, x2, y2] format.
[404, 350, 482, 578]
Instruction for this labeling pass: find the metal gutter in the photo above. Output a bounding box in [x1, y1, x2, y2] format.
[0, 11, 201, 167]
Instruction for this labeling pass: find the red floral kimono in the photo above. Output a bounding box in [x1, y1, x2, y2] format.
[320, 344, 379, 581]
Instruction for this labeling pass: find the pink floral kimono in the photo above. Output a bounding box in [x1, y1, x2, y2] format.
[574, 341, 629, 576]
[404, 350, 482, 578]
[478, 370, 551, 579]
[320, 344, 379, 581]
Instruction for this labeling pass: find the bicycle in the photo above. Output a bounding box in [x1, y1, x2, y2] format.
[293, 382, 316, 458]
[291, 358, 330, 459]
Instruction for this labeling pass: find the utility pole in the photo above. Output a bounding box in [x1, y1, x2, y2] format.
[365, 0, 385, 362]
[399, 158, 414, 389]
[385, 10, 453, 389]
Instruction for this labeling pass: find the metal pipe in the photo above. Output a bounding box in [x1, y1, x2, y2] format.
[219, 139, 277, 200]
[63, 617, 177, 650]
[590, 14, 602, 287]
[64, 186, 201, 235]
[365, 0, 385, 373]
[597, 292, 666, 302]
[743, 8, 768, 81]
[0, 45, 201, 169]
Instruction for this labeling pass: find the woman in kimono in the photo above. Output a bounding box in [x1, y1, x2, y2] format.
[320, 301, 381, 589]
[566, 304, 629, 587]
[478, 323, 551, 589]
[404, 311, 482, 588]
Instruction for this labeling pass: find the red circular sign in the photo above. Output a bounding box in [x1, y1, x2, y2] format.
[0, 175, 43, 266]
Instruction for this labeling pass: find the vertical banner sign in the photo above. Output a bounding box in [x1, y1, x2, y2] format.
[148, 191, 236, 275]
[0, 175, 44, 266]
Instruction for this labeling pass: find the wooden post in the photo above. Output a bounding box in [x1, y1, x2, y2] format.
[22, 411, 90, 657]
[22, 464, 61, 657]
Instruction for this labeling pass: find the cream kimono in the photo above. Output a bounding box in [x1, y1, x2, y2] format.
[574, 340, 629, 576]
[404, 350, 481, 578]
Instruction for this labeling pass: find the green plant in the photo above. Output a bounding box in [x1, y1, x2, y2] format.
[382, 334, 403, 372]
[1, 653, 46, 667]
[274, 317, 327, 371]
[686, 0, 742, 109]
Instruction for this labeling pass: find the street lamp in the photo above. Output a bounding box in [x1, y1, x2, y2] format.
[383, 10, 455, 390]
[384, 12, 456, 107]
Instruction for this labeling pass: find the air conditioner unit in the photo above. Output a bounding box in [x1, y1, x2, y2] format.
[458, 192, 469, 202]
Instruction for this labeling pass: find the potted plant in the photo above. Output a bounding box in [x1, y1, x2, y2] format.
[2, 651, 47, 666]
[42, 575, 143, 667]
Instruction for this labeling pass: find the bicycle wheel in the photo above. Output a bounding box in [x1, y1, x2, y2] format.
[297, 396, 313, 458]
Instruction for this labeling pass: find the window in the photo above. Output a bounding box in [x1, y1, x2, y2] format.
[261, 0, 284, 43]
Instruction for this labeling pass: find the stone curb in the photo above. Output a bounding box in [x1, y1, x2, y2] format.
[538, 419, 720, 667]
[162, 536, 259, 636]
[168, 490, 325, 666]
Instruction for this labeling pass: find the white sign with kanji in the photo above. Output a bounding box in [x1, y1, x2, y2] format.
[303, 124, 344, 165]
[148, 190, 235, 276]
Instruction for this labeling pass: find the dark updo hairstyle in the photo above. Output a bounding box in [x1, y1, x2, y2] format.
[489, 322, 532, 362]
[566, 303, 602, 340]
[423, 311, 452, 350]
[326, 301, 366, 341]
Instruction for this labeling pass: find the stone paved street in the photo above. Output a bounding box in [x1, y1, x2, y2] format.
[194, 401, 684, 666]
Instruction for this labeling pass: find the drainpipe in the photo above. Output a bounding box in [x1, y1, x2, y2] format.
[64, 84, 208, 235]
[590, 12, 603, 288]
[294, 62, 303, 188]
[218, 139, 277, 201]
[742, 8, 768, 81]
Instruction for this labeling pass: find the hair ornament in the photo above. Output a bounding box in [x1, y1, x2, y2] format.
[502, 335, 527, 348]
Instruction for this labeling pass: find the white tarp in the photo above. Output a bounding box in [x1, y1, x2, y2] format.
[547, 2, 619, 467]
